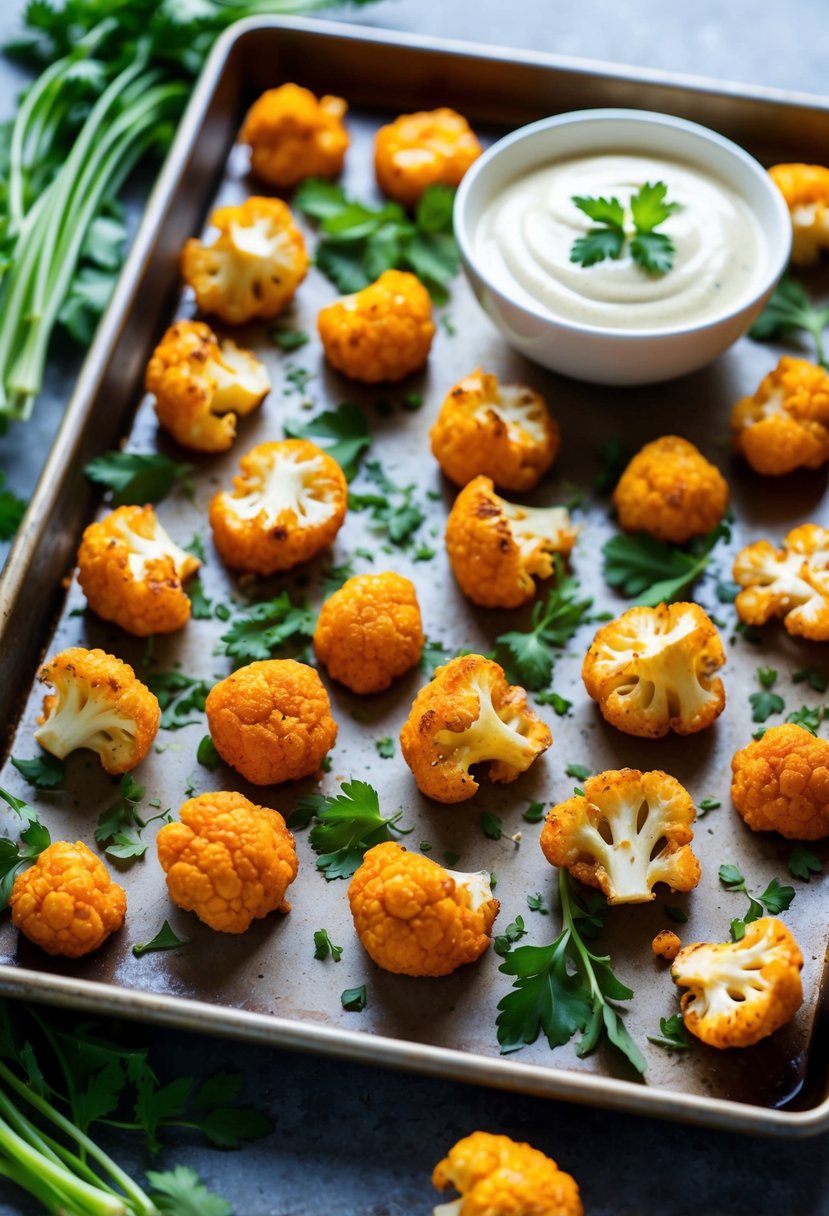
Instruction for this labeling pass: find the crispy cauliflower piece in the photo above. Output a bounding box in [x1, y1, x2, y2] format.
[35, 648, 160, 774]
[672, 918, 804, 1049]
[209, 438, 347, 576]
[582, 603, 726, 738]
[731, 357, 829, 476]
[429, 369, 560, 492]
[240, 83, 348, 188]
[374, 107, 482, 208]
[612, 435, 729, 544]
[733, 524, 829, 641]
[731, 723, 829, 840]
[156, 791, 298, 933]
[76, 505, 200, 636]
[445, 476, 576, 610]
[431, 1132, 583, 1216]
[145, 320, 269, 453]
[768, 163, 829, 265]
[400, 655, 552, 804]
[652, 930, 682, 961]
[540, 769, 701, 905]
[181, 196, 308, 324]
[317, 269, 434, 383]
[10, 841, 126, 958]
[313, 571, 424, 694]
[348, 841, 499, 976]
[205, 659, 337, 785]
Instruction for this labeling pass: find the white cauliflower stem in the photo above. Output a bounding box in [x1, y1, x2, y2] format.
[35, 680, 140, 765]
[109, 512, 195, 581]
[225, 446, 338, 528]
[444, 868, 495, 912]
[434, 671, 543, 778]
[208, 341, 271, 416]
[733, 525, 829, 639]
[472, 382, 548, 444]
[502, 502, 574, 559]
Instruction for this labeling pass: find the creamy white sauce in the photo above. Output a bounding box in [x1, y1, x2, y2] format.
[477, 153, 765, 330]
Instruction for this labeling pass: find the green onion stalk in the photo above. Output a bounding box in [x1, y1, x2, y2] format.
[0, 0, 380, 421]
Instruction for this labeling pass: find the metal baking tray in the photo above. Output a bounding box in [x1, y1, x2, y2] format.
[2, 16, 829, 1137]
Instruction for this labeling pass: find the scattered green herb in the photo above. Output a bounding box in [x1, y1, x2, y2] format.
[793, 667, 828, 693]
[287, 780, 410, 880]
[284, 402, 371, 481]
[84, 451, 193, 506]
[132, 920, 190, 957]
[322, 560, 355, 595]
[749, 689, 785, 723]
[185, 533, 207, 563]
[749, 275, 829, 368]
[341, 985, 367, 1012]
[375, 737, 395, 760]
[493, 914, 528, 957]
[0, 786, 50, 907]
[147, 1167, 232, 1216]
[271, 327, 309, 352]
[10, 754, 64, 789]
[716, 578, 740, 603]
[420, 637, 452, 677]
[665, 905, 688, 923]
[571, 181, 679, 274]
[95, 773, 168, 862]
[696, 796, 720, 817]
[565, 763, 591, 782]
[219, 592, 315, 663]
[497, 564, 593, 690]
[648, 1013, 692, 1052]
[196, 735, 219, 770]
[757, 665, 778, 688]
[480, 811, 503, 841]
[719, 864, 795, 940]
[786, 704, 825, 734]
[788, 844, 824, 882]
[594, 438, 631, 493]
[145, 671, 211, 730]
[523, 801, 545, 824]
[526, 892, 549, 915]
[313, 928, 343, 962]
[349, 459, 425, 546]
[602, 523, 728, 606]
[535, 690, 572, 715]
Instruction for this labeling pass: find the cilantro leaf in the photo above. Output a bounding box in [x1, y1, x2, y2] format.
[84, 452, 193, 506]
[793, 667, 828, 693]
[697, 796, 720, 817]
[527, 892, 549, 915]
[196, 735, 219, 770]
[322, 559, 356, 596]
[565, 763, 591, 782]
[304, 780, 410, 880]
[420, 637, 452, 678]
[283, 402, 371, 482]
[602, 524, 726, 606]
[629, 230, 674, 274]
[313, 928, 343, 962]
[188, 577, 212, 620]
[145, 672, 211, 730]
[133, 920, 190, 957]
[375, 737, 395, 759]
[648, 1013, 692, 1051]
[95, 774, 157, 863]
[719, 863, 795, 938]
[522, 801, 545, 824]
[749, 690, 785, 723]
[757, 665, 778, 688]
[219, 593, 315, 663]
[788, 844, 823, 881]
[11, 753, 64, 789]
[0, 787, 51, 909]
[480, 811, 503, 841]
[147, 1167, 232, 1216]
[786, 704, 825, 735]
[493, 914, 528, 957]
[270, 327, 308, 352]
[759, 877, 796, 915]
[629, 181, 680, 231]
[349, 460, 425, 548]
[497, 566, 592, 690]
[570, 227, 624, 267]
[570, 181, 678, 276]
[749, 276, 829, 368]
[535, 690, 572, 715]
[341, 985, 367, 1011]
[572, 194, 625, 228]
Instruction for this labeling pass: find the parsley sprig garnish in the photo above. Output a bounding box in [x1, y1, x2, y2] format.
[283, 402, 371, 482]
[287, 780, 411, 880]
[749, 276, 829, 369]
[571, 181, 680, 275]
[145, 672, 211, 730]
[95, 774, 169, 863]
[602, 523, 728, 606]
[496, 565, 593, 691]
[84, 451, 193, 506]
[0, 786, 51, 908]
[496, 871, 645, 1074]
[219, 592, 315, 664]
[718, 864, 795, 941]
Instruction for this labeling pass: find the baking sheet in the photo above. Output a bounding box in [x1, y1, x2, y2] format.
[1, 17, 828, 1135]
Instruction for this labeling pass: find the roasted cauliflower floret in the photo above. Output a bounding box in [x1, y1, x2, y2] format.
[400, 655, 552, 804]
[76, 504, 201, 636]
[431, 1132, 583, 1216]
[582, 603, 726, 739]
[612, 435, 729, 544]
[317, 269, 434, 383]
[145, 320, 270, 453]
[540, 769, 701, 905]
[652, 930, 682, 961]
[731, 723, 829, 840]
[240, 83, 348, 188]
[348, 842, 499, 977]
[205, 659, 337, 785]
[156, 791, 298, 933]
[731, 357, 829, 476]
[733, 524, 829, 641]
[11, 841, 126, 958]
[35, 648, 160, 774]
[209, 439, 347, 576]
[374, 107, 482, 207]
[445, 476, 576, 610]
[181, 196, 308, 324]
[313, 572, 424, 694]
[672, 918, 804, 1049]
[769, 163, 829, 265]
[429, 369, 560, 492]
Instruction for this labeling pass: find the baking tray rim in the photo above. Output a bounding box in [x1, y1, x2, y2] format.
[1, 14, 828, 1137]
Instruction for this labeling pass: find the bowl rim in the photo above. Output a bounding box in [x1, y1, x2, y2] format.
[453, 106, 793, 341]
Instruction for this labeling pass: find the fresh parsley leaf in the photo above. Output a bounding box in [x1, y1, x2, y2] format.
[665, 905, 688, 923]
[565, 763, 591, 782]
[788, 844, 823, 881]
[188, 577, 212, 620]
[147, 1167, 232, 1216]
[59, 264, 118, 343]
[0, 471, 26, 540]
[284, 403, 371, 481]
[196, 735, 219, 770]
[760, 877, 797, 915]
[497, 565, 592, 690]
[444, 850, 460, 866]
[734, 620, 763, 646]
[0, 787, 50, 908]
[749, 276, 829, 368]
[570, 227, 624, 267]
[793, 667, 828, 693]
[629, 230, 674, 274]
[757, 665, 778, 688]
[716, 578, 740, 603]
[594, 438, 631, 494]
[719, 864, 795, 938]
[629, 181, 680, 232]
[572, 193, 625, 227]
[271, 327, 308, 352]
[145, 672, 211, 730]
[219, 593, 315, 663]
[648, 1013, 692, 1052]
[341, 985, 367, 1012]
[302, 780, 410, 880]
[786, 704, 825, 735]
[313, 928, 343, 962]
[420, 637, 452, 677]
[523, 801, 545, 824]
[84, 451, 193, 506]
[527, 892, 549, 915]
[535, 690, 572, 715]
[697, 796, 720, 817]
[133, 920, 190, 957]
[480, 811, 503, 841]
[571, 182, 678, 275]
[95, 774, 165, 863]
[185, 533, 207, 563]
[322, 560, 355, 596]
[10, 753, 64, 789]
[602, 523, 727, 606]
[375, 736, 395, 759]
[749, 690, 785, 723]
[493, 914, 528, 957]
[349, 459, 425, 546]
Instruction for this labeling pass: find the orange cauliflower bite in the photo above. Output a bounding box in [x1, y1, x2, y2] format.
[731, 357, 829, 476]
[432, 1132, 583, 1216]
[672, 918, 804, 1049]
[540, 769, 701, 905]
[445, 476, 576, 610]
[582, 602, 726, 739]
[400, 655, 552, 804]
[240, 83, 349, 189]
[209, 439, 347, 576]
[205, 659, 337, 785]
[429, 369, 560, 492]
[145, 320, 270, 453]
[156, 792, 298, 933]
[768, 163, 829, 265]
[374, 107, 482, 208]
[612, 435, 729, 544]
[313, 572, 424, 694]
[77, 504, 201, 636]
[11, 841, 126, 958]
[731, 723, 829, 840]
[181, 196, 308, 324]
[348, 842, 499, 977]
[35, 648, 160, 774]
[733, 524, 829, 641]
[317, 269, 435, 383]
[652, 930, 682, 961]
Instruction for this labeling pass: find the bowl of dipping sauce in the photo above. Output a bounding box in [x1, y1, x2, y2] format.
[454, 109, 791, 385]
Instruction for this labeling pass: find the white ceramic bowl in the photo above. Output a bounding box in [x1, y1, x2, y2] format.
[454, 109, 792, 386]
